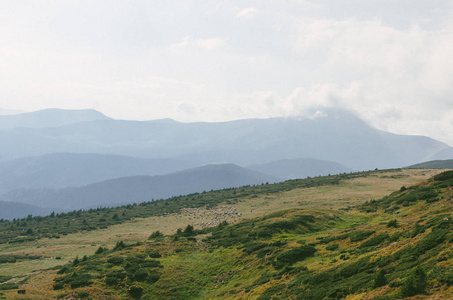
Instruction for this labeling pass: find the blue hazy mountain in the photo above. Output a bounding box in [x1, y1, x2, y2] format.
[0, 108, 110, 129]
[0, 108, 450, 170]
[0, 201, 53, 220]
[1, 164, 280, 211]
[0, 153, 199, 194]
[248, 158, 353, 180]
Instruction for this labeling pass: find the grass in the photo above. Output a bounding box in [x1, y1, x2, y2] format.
[0, 169, 440, 278]
[0, 168, 450, 299]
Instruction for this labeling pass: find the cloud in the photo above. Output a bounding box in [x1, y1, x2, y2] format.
[1, 1, 453, 145]
[198, 38, 227, 49]
[236, 7, 257, 18]
[171, 37, 227, 49]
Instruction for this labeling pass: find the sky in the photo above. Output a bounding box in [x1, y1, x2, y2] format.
[0, 0, 453, 145]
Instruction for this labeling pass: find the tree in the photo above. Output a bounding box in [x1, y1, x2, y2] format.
[183, 224, 195, 236]
[374, 269, 387, 288]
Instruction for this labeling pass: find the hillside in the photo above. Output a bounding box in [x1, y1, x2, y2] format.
[0, 168, 451, 299]
[0, 108, 450, 169]
[0, 153, 198, 195]
[407, 159, 453, 169]
[248, 158, 353, 179]
[0, 164, 280, 212]
[0, 201, 52, 220]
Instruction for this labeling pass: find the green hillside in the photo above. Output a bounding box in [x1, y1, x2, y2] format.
[407, 159, 453, 169]
[1, 169, 452, 299]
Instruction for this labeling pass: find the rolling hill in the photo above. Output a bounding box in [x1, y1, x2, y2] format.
[0, 201, 52, 220]
[0, 164, 280, 212]
[0, 153, 199, 195]
[248, 158, 353, 179]
[0, 169, 451, 299]
[407, 159, 453, 169]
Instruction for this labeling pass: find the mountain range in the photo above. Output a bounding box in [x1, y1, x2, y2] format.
[0, 107, 452, 218]
[0, 153, 198, 195]
[0, 164, 279, 211]
[0, 108, 450, 171]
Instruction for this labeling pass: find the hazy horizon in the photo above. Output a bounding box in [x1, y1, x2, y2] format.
[1, 1, 452, 144]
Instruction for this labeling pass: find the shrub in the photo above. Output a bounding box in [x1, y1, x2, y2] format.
[70, 275, 93, 289]
[148, 231, 164, 240]
[147, 249, 162, 258]
[387, 220, 399, 228]
[107, 256, 124, 265]
[326, 244, 339, 251]
[133, 269, 149, 282]
[360, 234, 389, 248]
[374, 269, 387, 288]
[400, 266, 427, 297]
[350, 230, 375, 242]
[53, 282, 64, 290]
[95, 246, 106, 254]
[128, 286, 143, 299]
[273, 245, 316, 269]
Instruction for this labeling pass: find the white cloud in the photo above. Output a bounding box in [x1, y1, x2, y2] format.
[171, 37, 227, 50]
[198, 38, 227, 49]
[236, 7, 257, 18]
[1, 1, 453, 145]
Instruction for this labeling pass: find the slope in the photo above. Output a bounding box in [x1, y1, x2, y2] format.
[0, 201, 52, 220]
[1, 169, 451, 299]
[0, 164, 280, 212]
[248, 158, 353, 179]
[0, 153, 198, 195]
[407, 159, 453, 169]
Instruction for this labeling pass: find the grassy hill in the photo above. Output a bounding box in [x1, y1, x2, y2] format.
[407, 159, 453, 169]
[0, 168, 451, 299]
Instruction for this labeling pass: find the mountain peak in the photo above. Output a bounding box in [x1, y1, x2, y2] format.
[0, 108, 111, 129]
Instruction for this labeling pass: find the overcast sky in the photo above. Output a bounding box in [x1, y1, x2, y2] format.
[1, 1, 452, 145]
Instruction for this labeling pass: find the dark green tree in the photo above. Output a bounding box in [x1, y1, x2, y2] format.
[374, 269, 387, 288]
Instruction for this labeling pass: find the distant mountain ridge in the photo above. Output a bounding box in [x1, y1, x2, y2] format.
[0, 108, 450, 170]
[1, 164, 280, 211]
[0, 108, 110, 129]
[0, 201, 52, 220]
[0, 153, 199, 195]
[248, 158, 353, 179]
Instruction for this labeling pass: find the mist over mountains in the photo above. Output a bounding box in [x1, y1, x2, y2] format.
[0, 153, 198, 195]
[0, 108, 450, 169]
[0, 164, 279, 211]
[0, 108, 451, 219]
[248, 158, 353, 180]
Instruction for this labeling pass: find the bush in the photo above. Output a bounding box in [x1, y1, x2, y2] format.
[70, 276, 93, 289]
[53, 282, 64, 290]
[128, 286, 143, 299]
[326, 244, 339, 251]
[273, 245, 316, 269]
[133, 269, 149, 282]
[147, 249, 162, 258]
[386, 220, 398, 228]
[148, 231, 164, 239]
[350, 230, 375, 242]
[400, 266, 427, 297]
[107, 256, 124, 265]
[374, 269, 387, 288]
[359, 234, 389, 248]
